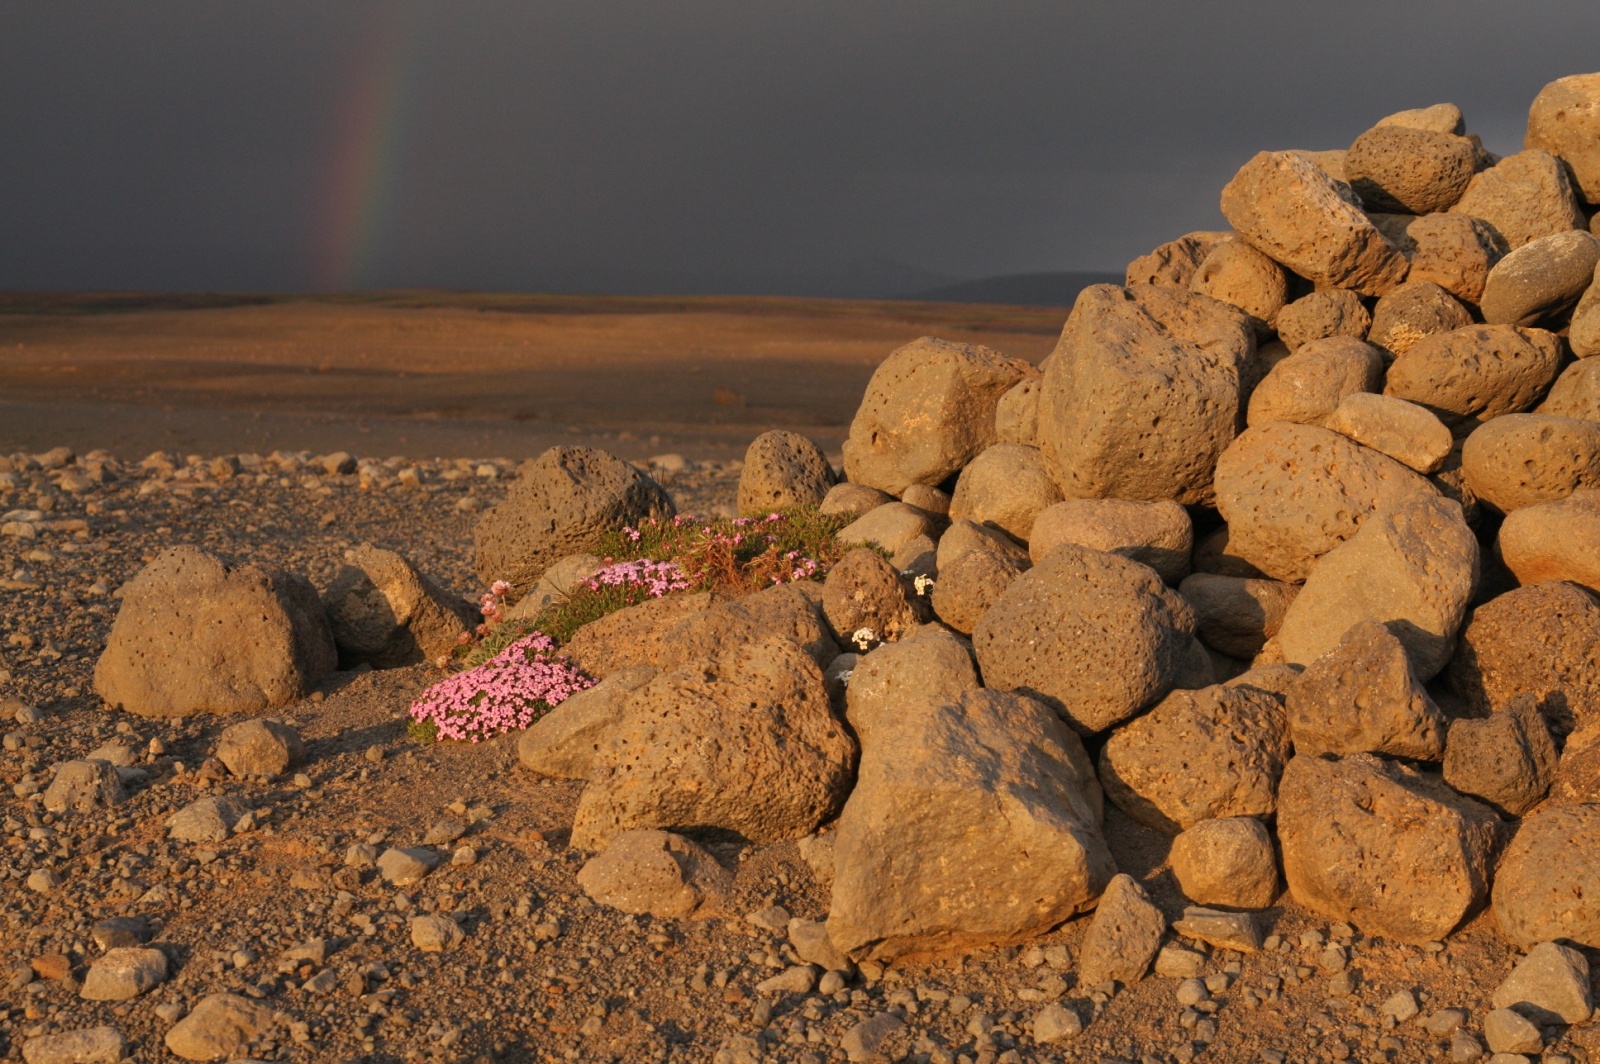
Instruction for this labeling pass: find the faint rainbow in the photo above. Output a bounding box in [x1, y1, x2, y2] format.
[315, 3, 425, 291]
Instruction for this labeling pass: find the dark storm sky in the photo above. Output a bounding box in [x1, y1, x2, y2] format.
[2, 2, 1597, 297]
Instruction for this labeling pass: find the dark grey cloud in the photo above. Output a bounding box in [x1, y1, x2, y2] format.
[1, 1, 1597, 296]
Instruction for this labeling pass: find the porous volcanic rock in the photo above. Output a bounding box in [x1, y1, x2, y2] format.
[322, 545, 475, 668]
[841, 336, 1032, 496]
[1571, 264, 1600, 358]
[94, 546, 335, 718]
[820, 548, 919, 648]
[947, 443, 1063, 542]
[1125, 231, 1232, 288]
[1524, 73, 1600, 204]
[570, 638, 856, 850]
[1028, 498, 1193, 584]
[835, 502, 939, 557]
[930, 549, 1027, 636]
[1393, 212, 1509, 305]
[1324, 392, 1454, 474]
[993, 375, 1043, 447]
[1275, 495, 1478, 680]
[1219, 150, 1409, 294]
[516, 665, 658, 781]
[1190, 238, 1290, 334]
[1540, 357, 1600, 422]
[473, 445, 674, 596]
[1479, 229, 1600, 327]
[819, 483, 895, 520]
[844, 624, 978, 743]
[934, 518, 1029, 572]
[1384, 325, 1564, 433]
[1278, 753, 1502, 944]
[1499, 489, 1600, 592]
[1244, 336, 1385, 429]
[1449, 149, 1586, 249]
[657, 581, 838, 671]
[1286, 620, 1448, 760]
[214, 718, 305, 779]
[1344, 124, 1479, 214]
[1178, 573, 1297, 661]
[576, 829, 733, 920]
[1442, 694, 1558, 817]
[1367, 281, 1474, 358]
[1036, 283, 1254, 506]
[1212, 421, 1439, 583]
[972, 544, 1198, 734]
[1275, 289, 1372, 351]
[826, 688, 1114, 961]
[163, 993, 275, 1061]
[1098, 683, 1291, 834]
[42, 759, 125, 814]
[1169, 817, 1279, 910]
[736, 430, 836, 516]
[1493, 803, 1600, 949]
[1461, 413, 1600, 513]
[1446, 580, 1600, 734]
[1076, 874, 1166, 988]
[561, 592, 716, 679]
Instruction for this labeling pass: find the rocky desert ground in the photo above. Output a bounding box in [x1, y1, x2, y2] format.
[8, 75, 1600, 1064]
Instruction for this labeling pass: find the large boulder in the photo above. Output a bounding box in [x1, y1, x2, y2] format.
[1479, 230, 1600, 327]
[94, 547, 335, 718]
[1540, 357, 1600, 422]
[1384, 325, 1564, 433]
[575, 829, 732, 920]
[1392, 212, 1508, 305]
[1275, 496, 1478, 680]
[1524, 73, 1600, 205]
[570, 639, 855, 850]
[1278, 753, 1502, 944]
[972, 544, 1198, 734]
[1344, 124, 1479, 214]
[1493, 803, 1600, 949]
[1286, 620, 1448, 760]
[826, 688, 1114, 960]
[1244, 336, 1385, 429]
[947, 444, 1062, 542]
[1324, 392, 1454, 474]
[1219, 150, 1409, 294]
[1449, 149, 1587, 249]
[842, 337, 1031, 495]
[322, 546, 475, 668]
[1442, 694, 1558, 817]
[737, 430, 835, 516]
[1213, 421, 1440, 583]
[1098, 683, 1291, 834]
[1446, 581, 1600, 735]
[835, 502, 939, 557]
[1461, 414, 1600, 513]
[1036, 283, 1254, 506]
[1367, 282, 1474, 358]
[1028, 498, 1193, 584]
[1178, 573, 1297, 660]
[1275, 289, 1372, 352]
[844, 624, 979, 743]
[1499, 489, 1600, 592]
[474, 446, 674, 595]
[516, 665, 658, 780]
[935, 518, 1029, 572]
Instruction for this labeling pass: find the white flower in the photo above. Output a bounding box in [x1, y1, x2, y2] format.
[851, 627, 877, 650]
[913, 574, 936, 596]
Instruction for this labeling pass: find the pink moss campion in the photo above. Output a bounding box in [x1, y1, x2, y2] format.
[408, 632, 594, 743]
[585, 558, 692, 598]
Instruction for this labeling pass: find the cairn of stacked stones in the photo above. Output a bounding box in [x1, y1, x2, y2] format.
[55, 72, 1600, 1059]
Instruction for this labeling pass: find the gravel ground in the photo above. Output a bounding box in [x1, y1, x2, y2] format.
[1, 446, 1592, 1064]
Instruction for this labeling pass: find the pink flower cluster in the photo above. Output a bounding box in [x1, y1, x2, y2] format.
[585, 558, 691, 598]
[408, 632, 594, 742]
[772, 550, 821, 584]
[476, 579, 513, 633]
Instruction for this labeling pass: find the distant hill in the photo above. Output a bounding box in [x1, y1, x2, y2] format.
[901, 270, 1122, 307]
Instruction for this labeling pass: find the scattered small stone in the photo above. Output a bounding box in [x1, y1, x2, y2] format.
[1491, 940, 1594, 1025]
[1483, 1007, 1543, 1055]
[164, 993, 276, 1061]
[376, 846, 441, 886]
[20, 1026, 126, 1064]
[840, 1012, 904, 1063]
[755, 965, 818, 995]
[410, 914, 464, 953]
[1031, 1002, 1084, 1043]
[79, 947, 168, 1001]
[26, 868, 62, 893]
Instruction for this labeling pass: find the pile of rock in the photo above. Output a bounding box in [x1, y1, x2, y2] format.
[511, 73, 1600, 981]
